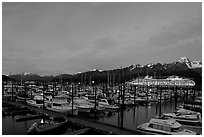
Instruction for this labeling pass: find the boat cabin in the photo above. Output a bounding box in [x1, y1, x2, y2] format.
[52, 101, 70, 108]
[148, 119, 183, 132]
[99, 99, 110, 106]
[33, 95, 44, 104]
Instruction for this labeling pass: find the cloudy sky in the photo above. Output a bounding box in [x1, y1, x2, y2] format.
[2, 2, 202, 75]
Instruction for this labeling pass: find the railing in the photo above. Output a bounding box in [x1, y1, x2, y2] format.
[126, 77, 195, 87]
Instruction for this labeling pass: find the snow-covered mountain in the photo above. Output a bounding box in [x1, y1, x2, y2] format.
[129, 64, 143, 71]
[7, 57, 201, 85]
[176, 57, 202, 69]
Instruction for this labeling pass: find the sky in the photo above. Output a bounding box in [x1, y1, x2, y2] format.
[2, 2, 202, 75]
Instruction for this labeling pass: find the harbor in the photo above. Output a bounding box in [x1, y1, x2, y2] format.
[2, 2, 202, 135]
[2, 75, 202, 135]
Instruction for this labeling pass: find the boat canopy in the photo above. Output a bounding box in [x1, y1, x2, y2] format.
[149, 118, 181, 128]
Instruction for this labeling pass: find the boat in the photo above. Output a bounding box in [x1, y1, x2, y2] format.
[73, 98, 94, 113]
[27, 116, 68, 135]
[88, 100, 105, 112]
[46, 100, 78, 116]
[137, 118, 198, 135]
[176, 108, 201, 116]
[99, 99, 119, 111]
[183, 105, 202, 113]
[26, 95, 45, 108]
[77, 105, 94, 113]
[26, 100, 44, 108]
[104, 104, 119, 112]
[177, 103, 202, 113]
[16, 96, 30, 103]
[134, 97, 148, 104]
[162, 111, 202, 133]
[163, 108, 201, 121]
[147, 94, 159, 102]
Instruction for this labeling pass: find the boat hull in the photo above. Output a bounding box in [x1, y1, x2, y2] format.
[27, 117, 68, 135]
[47, 107, 78, 116]
[104, 105, 119, 112]
[26, 100, 44, 108]
[78, 106, 92, 113]
[137, 123, 197, 135]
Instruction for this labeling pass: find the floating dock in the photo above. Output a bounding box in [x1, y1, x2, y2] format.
[4, 101, 142, 135]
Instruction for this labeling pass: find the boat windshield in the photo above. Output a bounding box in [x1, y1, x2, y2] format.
[53, 103, 62, 107]
[36, 100, 43, 104]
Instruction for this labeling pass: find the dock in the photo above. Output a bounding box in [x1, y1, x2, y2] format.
[3, 101, 141, 135]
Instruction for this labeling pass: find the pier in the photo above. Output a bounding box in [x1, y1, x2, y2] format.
[3, 101, 141, 135]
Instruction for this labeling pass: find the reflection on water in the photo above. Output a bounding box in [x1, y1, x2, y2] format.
[2, 116, 42, 135]
[2, 115, 75, 135]
[2, 100, 182, 135]
[98, 101, 182, 131]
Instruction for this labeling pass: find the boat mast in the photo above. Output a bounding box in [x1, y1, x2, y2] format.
[21, 73, 23, 86]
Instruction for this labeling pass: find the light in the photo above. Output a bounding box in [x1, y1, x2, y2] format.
[92, 81, 94, 84]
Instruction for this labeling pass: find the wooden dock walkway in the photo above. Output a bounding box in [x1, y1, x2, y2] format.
[67, 117, 140, 135]
[3, 101, 141, 135]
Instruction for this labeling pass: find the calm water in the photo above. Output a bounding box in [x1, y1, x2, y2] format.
[98, 101, 182, 130]
[2, 114, 75, 135]
[2, 116, 42, 135]
[2, 100, 183, 135]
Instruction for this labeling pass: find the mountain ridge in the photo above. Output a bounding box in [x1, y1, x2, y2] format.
[5, 57, 202, 85]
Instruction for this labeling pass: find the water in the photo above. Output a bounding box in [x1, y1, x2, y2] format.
[2, 116, 42, 135]
[2, 115, 77, 135]
[98, 100, 182, 130]
[2, 100, 182, 135]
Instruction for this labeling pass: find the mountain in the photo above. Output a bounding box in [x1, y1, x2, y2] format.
[71, 57, 201, 85]
[176, 57, 202, 69]
[9, 73, 43, 81]
[2, 75, 18, 82]
[51, 74, 72, 82]
[6, 57, 202, 86]
[9, 73, 73, 82]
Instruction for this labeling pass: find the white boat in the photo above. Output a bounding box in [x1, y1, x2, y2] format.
[46, 100, 78, 116]
[77, 105, 93, 113]
[104, 105, 119, 111]
[88, 100, 105, 112]
[162, 111, 202, 133]
[73, 98, 94, 113]
[26, 100, 44, 108]
[137, 118, 198, 135]
[26, 96, 44, 108]
[99, 99, 110, 106]
[163, 108, 201, 121]
[176, 108, 201, 116]
[147, 94, 158, 102]
[134, 97, 148, 103]
[99, 99, 119, 111]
